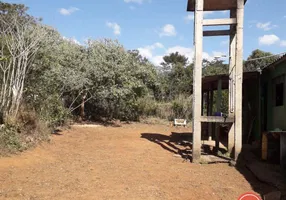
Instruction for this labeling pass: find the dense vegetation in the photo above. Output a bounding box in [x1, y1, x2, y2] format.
[0, 1, 278, 154]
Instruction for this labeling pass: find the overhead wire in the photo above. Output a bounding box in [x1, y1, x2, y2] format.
[228, 52, 286, 76]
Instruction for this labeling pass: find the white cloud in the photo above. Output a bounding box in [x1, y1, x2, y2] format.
[203, 11, 214, 17]
[248, 20, 257, 28]
[184, 14, 194, 23]
[138, 42, 164, 59]
[139, 44, 223, 66]
[106, 22, 121, 35]
[220, 40, 228, 46]
[219, 10, 228, 14]
[280, 40, 286, 47]
[124, 0, 150, 4]
[151, 56, 164, 66]
[259, 34, 280, 45]
[159, 24, 177, 37]
[59, 7, 79, 16]
[63, 36, 81, 45]
[165, 46, 217, 61]
[256, 22, 278, 31]
[138, 48, 153, 58]
[153, 42, 164, 49]
[166, 46, 194, 60]
[212, 51, 227, 58]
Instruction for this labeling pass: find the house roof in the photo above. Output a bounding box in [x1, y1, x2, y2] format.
[263, 53, 286, 71]
[187, 0, 247, 12]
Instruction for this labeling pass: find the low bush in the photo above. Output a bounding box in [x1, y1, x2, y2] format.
[171, 94, 192, 120]
[137, 94, 192, 122]
[137, 97, 158, 117]
[0, 110, 51, 156]
[29, 94, 71, 128]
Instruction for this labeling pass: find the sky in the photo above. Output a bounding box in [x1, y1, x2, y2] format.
[4, 0, 286, 66]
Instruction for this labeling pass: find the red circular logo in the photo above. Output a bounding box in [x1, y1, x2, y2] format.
[238, 192, 262, 200]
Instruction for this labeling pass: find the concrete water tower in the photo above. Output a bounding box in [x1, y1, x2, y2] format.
[187, 0, 247, 163]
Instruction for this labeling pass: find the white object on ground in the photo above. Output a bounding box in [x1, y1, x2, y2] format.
[174, 119, 187, 127]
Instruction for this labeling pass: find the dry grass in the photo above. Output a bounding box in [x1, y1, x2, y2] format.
[139, 117, 171, 126]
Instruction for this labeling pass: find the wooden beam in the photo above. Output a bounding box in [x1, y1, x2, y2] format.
[203, 30, 230, 37]
[234, 0, 245, 161]
[203, 18, 237, 26]
[201, 116, 234, 123]
[187, 0, 247, 12]
[192, 0, 204, 163]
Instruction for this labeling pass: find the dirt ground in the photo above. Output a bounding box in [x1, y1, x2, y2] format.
[0, 123, 272, 200]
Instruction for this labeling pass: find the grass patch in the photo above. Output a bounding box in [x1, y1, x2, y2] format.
[139, 117, 171, 126]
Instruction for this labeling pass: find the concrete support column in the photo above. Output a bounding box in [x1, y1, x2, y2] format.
[192, 0, 204, 163]
[228, 9, 237, 156]
[234, 0, 245, 161]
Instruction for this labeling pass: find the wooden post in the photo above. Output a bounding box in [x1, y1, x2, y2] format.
[201, 91, 204, 116]
[215, 79, 222, 152]
[261, 132, 268, 160]
[208, 89, 213, 141]
[206, 91, 210, 116]
[257, 75, 262, 143]
[234, 0, 245, 161]
[192, 0, 204, 163]
[206, 91, 210, 140]
[228, 9, 237, 155]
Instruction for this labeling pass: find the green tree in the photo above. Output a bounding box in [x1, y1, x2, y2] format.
[85, 39, 159, 120]
[244, 49, 277, 72]
[203, 59, 228, 76]
[202, 59, 229, 114]
[158, 52, 192, 100]
[0, 2, 47, 120]
[161, 52, 188, 71]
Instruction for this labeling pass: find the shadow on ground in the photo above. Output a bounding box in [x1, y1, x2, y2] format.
[141, 132, 286, 199]
[52, 129, 63, 136]
[236, 145, 286, 199]
[141, 132, 230, 163]
[141, 132, 193, 161]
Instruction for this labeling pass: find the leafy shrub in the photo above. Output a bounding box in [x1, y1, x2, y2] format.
[171, 95, 192, 120]
[0, 123, 23, 154]
[137, 97, 158, 117]
[0, 109, 51, 155]
[27, 94, 71, 128]
[156, 102, 173, 120]
[137, 94, 193, 122]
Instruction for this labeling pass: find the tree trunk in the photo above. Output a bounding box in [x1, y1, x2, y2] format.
[80, 93, 87, 121]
